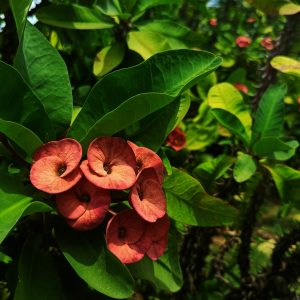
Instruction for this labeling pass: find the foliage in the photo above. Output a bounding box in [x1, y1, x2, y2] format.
[0, 0, 300, 299]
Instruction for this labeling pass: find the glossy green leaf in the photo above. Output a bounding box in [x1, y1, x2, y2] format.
[270, 56, 300, 77]
[36, 4, 115, 30]
[93, 43, 125, 77]
[81, 93, 175, 150]
[193, 155, 235, 193]
[69, 50, 222, 150]
[128, 231, 182, 292]
[252, 84, 287, 144]
[0, 120, 42, 161]
[233, 152, 256, 183]
[0, 173, 53, 244]
[15, 23, 72, 136]
[211, 109, 250, 146]
[163, 167, 237, 226]
[253, 137, 298, 161]
[9, 0, 32, 38]
[14, 235, 63, 300]
[264, 164, 300, 208]
[0, 61, 54, 141]
[208, 83, 252, 140]
[97, 0, 136, 16]
[55, 222, 135, 299]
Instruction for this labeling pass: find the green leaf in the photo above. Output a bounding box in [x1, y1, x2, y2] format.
[80, 93, 175, 150]
[193, 155, 235, 193]
[128, 231, 182, 292]
[0, 120, 42, 161]
[15, 23, 73, 136]
[253, 137, 298, 161]
[252, 84, 287, 144]
[270, 56, 300, 77]
[132, 0, 181, 16]
[9, 0, 32, 38]
[246, 0, 294, 15]
[14, 235, 63, 300]
[0, 173, 53, 244]
[163, 168, 237, 226]
[128, 20, 200, 59]
[233, 152, 256, 183]
[264, 164, 300, 208]
[128, 31, 174, 60]
[208, 83, 252, 140]
[55, 222, 135, 299]
[36, 4, 116, 30]
[211, 109, 250, 146]
[93, 43, 125, 77]
[69, 50, 222, 150]
[97, 0, 136, 17]
[0, 61, 55, 141]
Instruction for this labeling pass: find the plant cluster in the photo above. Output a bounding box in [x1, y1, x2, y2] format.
[1, 0, 300, 299]
[30, 136, 169, 264]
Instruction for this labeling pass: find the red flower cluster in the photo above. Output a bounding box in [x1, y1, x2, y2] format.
[260, 37, 275, 50]
[166, 127, 186, 151]
[209, 18, 218, 26]
[234, 82, 249, 94]
[236, 36, 252, 48]
[30, 136, 169, 264]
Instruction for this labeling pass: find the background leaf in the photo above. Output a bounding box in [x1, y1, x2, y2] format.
[265, 164, 300, 209]
[233, 152, 256, 183]
[163, 167, 237, 226]
[193, 155, 235, 193]
[270, 56, 300, 77]
[253, 137, 298, 161]
[208, 82, 252, 140]
[252, 84, 287, 144]
[93, 43, 125, 77]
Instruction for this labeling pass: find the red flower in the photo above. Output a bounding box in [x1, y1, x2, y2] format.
[56, 177, 110, 231]
[166, 127, 186, 151]
[130, 168, 166, 222]
[127, 141, 164, 183]
[209, 18, 218, 26]
[81, 137, 137, 190]
[246, 17, 256, 23]
[236, 36, 252, 48]
[30, 138, 82, 194]
[260, 37, 275, 50]
[145, 215, 170, 260]
[106, 210, 151, 264]
[234, 83, 249, 94]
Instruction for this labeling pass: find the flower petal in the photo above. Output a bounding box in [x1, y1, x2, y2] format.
[146, 234, 168, 261]
[56, 177, 110, 230]
[84, 137, 137, 190]
[128, 141, 164, 183]
[33, 138, 82, 177]
[130, 168, 166, 222]
[30, 156, 82, 194]
[106, 209, 147, 245]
